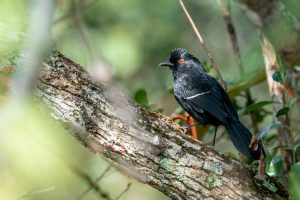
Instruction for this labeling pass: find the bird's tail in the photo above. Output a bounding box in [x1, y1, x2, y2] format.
[224, 121, 264, 160]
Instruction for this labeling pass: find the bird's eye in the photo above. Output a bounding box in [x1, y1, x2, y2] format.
[178, 58, 185, 64]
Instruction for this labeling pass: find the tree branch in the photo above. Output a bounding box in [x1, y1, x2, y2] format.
[34, 51, 288, 200]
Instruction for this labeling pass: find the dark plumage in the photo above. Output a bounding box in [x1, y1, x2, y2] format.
[160, 48, 263, 160]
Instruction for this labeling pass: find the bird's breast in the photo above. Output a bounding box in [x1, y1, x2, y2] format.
[174, 74, 194, 94]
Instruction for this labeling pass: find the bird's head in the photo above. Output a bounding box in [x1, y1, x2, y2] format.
[159, 48, 201, 69]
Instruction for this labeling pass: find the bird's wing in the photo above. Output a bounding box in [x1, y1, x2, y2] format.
[180, 76, 232, 123]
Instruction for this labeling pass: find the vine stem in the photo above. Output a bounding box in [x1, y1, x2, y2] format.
[178, 0, 226, 90]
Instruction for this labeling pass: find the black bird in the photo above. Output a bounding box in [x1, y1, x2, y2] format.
[160, 48, 263, 160]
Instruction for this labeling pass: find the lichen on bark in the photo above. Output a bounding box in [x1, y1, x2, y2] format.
[34, 51, 288, 200]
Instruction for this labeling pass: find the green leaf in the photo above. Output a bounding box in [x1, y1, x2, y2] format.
[276, 107, 290, 117]
[242, 100, 274, 114]
[266, 156, 285, 177]
[256, 122, 282, 139]
[134, 89, 149, 107]
[294, 65, 300, 73]
[289, 162, 300, 200]
[272, 71, 282, 83]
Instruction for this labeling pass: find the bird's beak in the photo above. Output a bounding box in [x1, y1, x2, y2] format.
[159, 61, 174, 67]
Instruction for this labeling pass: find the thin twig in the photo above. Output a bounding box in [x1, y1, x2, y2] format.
[178, 0, 226, 89]
[115, 183, 132, 200]
[72, 0, 95, 61]
[217, 0, 259, 133]
[54, 0, 99, 24]
[17, 186, 55, 199]
[72, 166, 112, 200]
[76, 164, 113, 200]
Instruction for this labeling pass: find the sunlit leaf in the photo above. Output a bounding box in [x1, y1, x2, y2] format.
[294, 65, 300, 72]
[242, 100, 274, 114]
[266, 156, 285, 177]
[256, 122, 282, 139]
[276, 107, 290, 117]
[134, 89, 149, 107]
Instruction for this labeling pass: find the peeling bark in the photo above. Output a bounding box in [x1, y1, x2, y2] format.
[34, 51, 288, 200]
[261, 37, 294, 172]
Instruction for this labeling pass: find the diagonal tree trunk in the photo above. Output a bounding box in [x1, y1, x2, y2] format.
[34, 51, 288, 200]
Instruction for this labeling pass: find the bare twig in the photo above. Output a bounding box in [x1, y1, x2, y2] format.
[17, 186, 55, 199]
[72, 166, 112, 200]
[76, 164, 113, 200]
[54, 0, 99, 24]
[178, 0, 226, 89]
[71, 0, 95, 61]
[217, 0, 259, 134]
[115, 183, 132, 200]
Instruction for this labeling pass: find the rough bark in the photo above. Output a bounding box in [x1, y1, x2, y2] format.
[34, 51, 288, 200]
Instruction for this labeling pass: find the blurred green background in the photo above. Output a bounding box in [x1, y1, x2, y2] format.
[1, 0, 300, 199]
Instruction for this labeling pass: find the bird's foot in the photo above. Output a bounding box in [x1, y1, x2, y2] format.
[170, 113, 198, 140]
[181, 124, 192, 133]
[182, 123, 199, 132]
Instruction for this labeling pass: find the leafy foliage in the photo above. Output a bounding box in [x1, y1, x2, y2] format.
[1, 0, 300, 199]
[241, 100, 274, 114]
[276, 107, 290, 117]
[256, 122, 282, 139]
[134, 89, 149, 107]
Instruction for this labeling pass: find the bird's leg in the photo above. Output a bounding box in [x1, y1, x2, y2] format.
[181, 123, 200, 130]
[212, 127, 218, 147]
[186, 113, 198, 140]
[170, 112, 198, 140]
[170, 113, 188, 122]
